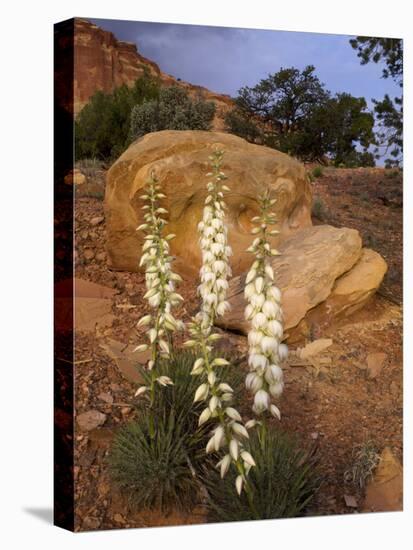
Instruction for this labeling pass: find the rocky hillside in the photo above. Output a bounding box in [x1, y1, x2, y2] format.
[57, 18, 233, 130]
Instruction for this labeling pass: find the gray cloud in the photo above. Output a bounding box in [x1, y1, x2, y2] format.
[90, 17, 400, 101]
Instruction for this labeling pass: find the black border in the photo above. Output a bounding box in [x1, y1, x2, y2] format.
[54, 17, 75, 532]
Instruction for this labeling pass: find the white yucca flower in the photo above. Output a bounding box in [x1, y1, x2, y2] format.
[186, 150, 255, 496]
[244, 190, 287, 419]
[134, 170, 183, 406]
[197, 149, 232, 326]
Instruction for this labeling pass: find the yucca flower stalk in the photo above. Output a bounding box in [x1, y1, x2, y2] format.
[186, 149, 257, 500]
[197, 149, 232, 324]
[186, 315, 256, 497]
[244, 190, 288, 419]
[133, 171, 184, 409]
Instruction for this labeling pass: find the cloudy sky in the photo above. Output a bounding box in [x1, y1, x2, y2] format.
[90, 17, 400, 105]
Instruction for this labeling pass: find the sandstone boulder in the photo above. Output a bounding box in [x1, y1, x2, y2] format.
[362, 447, 403, 512]
[216, 225, 386, 340]
[105, 130, 312, 277]
[287, 247, 387, 341]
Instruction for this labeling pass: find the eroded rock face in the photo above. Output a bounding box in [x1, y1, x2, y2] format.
[286, 247, 388, 341]
[217, 225, 362, 335]
[56, 18, 233, 128]
[105, 130, 312, 277]
[216, 225, 387, 341]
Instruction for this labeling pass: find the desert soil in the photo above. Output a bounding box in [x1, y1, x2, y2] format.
[72, 167, 403, 531]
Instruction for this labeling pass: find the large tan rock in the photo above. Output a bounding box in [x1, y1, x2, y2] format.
[105, 130, 312, 277]
[216, 225, 387, 339]
[323, 248, 387, 318]
[362, 447, 403, 512]
[287, 248, 387, 341]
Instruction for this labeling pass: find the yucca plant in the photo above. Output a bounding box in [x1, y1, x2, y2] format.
[203, 428, 321, 521]
[187, 149, 257, 497]
[109, 412, 202, 513]
[244, 189, 288, 419]
[109, 349, 246, 512]
[138, 349, 245, 426]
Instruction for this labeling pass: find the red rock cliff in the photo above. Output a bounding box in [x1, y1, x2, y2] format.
[57, 18, 233, 130]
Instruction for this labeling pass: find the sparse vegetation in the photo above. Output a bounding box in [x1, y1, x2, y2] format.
[130, 86, 215, 140]
[204, 429, 321, 521]
[74, 158, 106, 200]
[109, 412, 203, 513]
[312, 166, 324, 178]
[75, 73, 160, 161]
[312, 196, 329, 221]
[344, 440, 380, 489]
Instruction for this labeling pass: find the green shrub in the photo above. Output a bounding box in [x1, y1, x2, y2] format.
[337, 150, 376, 168]
[75, 73, 160, 161]
[224, 108, 262, 143]
[203, 428, 321, 521]
[130, 86, 215, 139]
[109, 349, 245, 512]
[109, 412, 203, 513]
[311, 196, 329, 220]
[312, 166, 324, 178]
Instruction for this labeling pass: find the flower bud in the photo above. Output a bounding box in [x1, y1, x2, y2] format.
[213, 425, 225, 451]
[235, 475, 243, 495]
[220, 454, 231, 478]
[198, 408, 212, 426]
[254, 389, 270, 413]
[241, 451, 256, 466]
[225, 407, 242, 422]
[269, 381, 284, 398]
[194, 383, 209, 403]
[132, 344, 148, 353]
[270, 404, 281, 420]
[232, 422, 249, 439]
[229, 439, 239, 461]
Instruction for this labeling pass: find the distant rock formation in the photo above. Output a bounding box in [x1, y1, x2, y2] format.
[55, 18, 233, 129]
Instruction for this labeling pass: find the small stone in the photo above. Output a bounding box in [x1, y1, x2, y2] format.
[121, 407, 132, 416]
[344, 494, 358, 508]
[98, 482, 110, 498]
[83, 249, 95, 261]
[77, 410, 107, 431]
[366, 352, 387, 379]
[114, 513, 125, 524]
[82, 516, 101, 530]
[90, 216, 104, 226]
[310, 432, 319, 440]
[100, 338, 145, 384]
[64, 168, 86, 186]
[300, 339, 333, 360]
[98, 392, 113, 405]
[95, 251, 107, 262]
